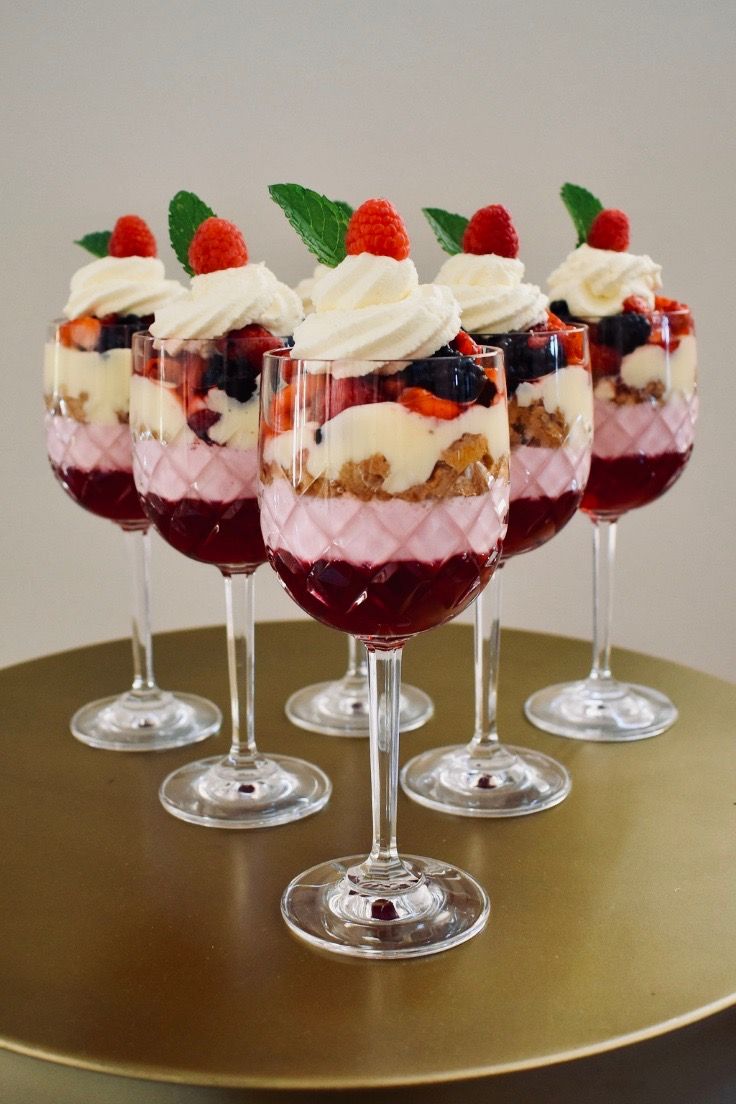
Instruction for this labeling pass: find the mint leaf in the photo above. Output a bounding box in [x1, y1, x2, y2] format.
[333, 199, 354, 219]
[269, 184, 351, 267]
[75, 231, 111, 257]
[169, 190, 216, 276]
[422, 208, 468, 255]
[560, 183, 604, 246]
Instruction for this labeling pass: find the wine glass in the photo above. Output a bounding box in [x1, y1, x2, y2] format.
[525, 305, 697, 740]
[285, 634, 433, 737]
[402, 325, 591, 815]
[260, 347, 509, 957]
[44, 317, 221, 750]
[131, 332, 331, 826]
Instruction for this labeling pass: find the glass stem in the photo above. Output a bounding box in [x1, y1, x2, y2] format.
[589, 518, 616, 683]
[345, 635, 368, 680]
[470, 569, 502, 752]
[123, 527, 157, 695]
[222, 570, 258, 767]
[362, 644, 408, 883]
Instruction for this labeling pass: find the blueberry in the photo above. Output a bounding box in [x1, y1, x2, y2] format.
[202, 353, 257, 403]
[595, 313, 651, 356]
[408, 356, 487, 403]
[487, 332, 566, 394]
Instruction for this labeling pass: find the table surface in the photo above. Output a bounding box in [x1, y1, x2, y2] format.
[1, 622, 734, 1095]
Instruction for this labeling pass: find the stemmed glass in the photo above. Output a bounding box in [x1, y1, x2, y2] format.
[525, 306, 697, 740]
[260, 347, 509, 957]
[401, 326, 591, 815]
[285, 635, 433, 737]
[131, 332, 331, 826]
[44, 317, 221, 750]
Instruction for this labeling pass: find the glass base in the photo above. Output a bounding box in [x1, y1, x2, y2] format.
[159, 753, 332, 828]
[524, 678, 678, 742]
[281, 854, 489, 959]
[285, 678, 433, 738]
[400, 743, 571, 818]
[71, 690, 221, 752]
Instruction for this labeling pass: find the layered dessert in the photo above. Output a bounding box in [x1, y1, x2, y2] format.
[430, 203, 592, 557]
[45, 216, 184, 527]
[549, 188, 697, 517]
[261, 196, 510, 639]
[132, 208, 302, 569]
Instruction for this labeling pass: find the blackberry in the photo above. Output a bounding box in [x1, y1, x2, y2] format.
[202, 352, 257, 403]
[549, 300, 574, 322]
[594, 312, 651, 356]
[485, 333, 566, 395]
[98, 314, 152, 352]
[409, 356, 486, 403]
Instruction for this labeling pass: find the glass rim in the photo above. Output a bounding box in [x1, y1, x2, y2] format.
[262, 345, 504, 365]
[560, 308, 692, 324]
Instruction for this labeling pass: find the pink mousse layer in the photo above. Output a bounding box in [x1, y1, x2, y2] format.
[510, 445, 590, 503]
[46, 414, 133, 473]
[133, 438, 259, 503]
[593, 394, 698, 460]
[260, 479, 509, 566]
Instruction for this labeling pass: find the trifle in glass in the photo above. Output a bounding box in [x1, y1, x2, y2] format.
[45, 214, 221, 750]
[261, 194, 510, 957]
[281, 227, 433, 737]
[132, 200, 330, 826]
[400, 204, 591, 816]
[525, 187, 698, 741]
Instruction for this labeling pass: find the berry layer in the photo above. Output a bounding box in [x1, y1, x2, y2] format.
[259, 479, 508, 567]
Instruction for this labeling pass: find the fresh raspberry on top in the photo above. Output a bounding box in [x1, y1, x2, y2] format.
[462, 205, 519, 258]
[345, 199, 410, 261]
[189, 217, 249, 275]
[587, 209, 630, 252]
[108, 215, 157, 258]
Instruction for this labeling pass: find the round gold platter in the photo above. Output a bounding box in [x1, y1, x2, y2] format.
[0, 622, 734, 1097]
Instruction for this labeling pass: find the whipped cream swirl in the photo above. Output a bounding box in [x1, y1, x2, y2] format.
[290, 254, 460, 367]
[435, 253, 548, 333]
[548, 243, 662, 319]
[151, 263, 303, 339]
[64, 256, 185, 319]
[295, 263, 331, 314]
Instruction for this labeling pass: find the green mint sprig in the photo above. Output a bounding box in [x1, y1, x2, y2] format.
[422, 208, 468, 255]
[560, 183, 604, 246]
[169, 191, 216, 276]
[75, 231, 111, 257]
[269, 184, 352, 267]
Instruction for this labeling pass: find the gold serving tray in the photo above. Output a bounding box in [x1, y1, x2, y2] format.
[1, 622, 734, 1095]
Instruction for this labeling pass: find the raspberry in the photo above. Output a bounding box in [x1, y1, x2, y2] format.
[228, 324, 283, 371]
[451, 330, 482, 356]
[108, 215, 157, 258]
[345, 199, 410, 261]
[188, 217, 248, 275]
[587, 209, 630, 252]
[462, 205, 519, 258]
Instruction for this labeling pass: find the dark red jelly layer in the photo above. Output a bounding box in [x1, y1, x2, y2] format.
[581, 448, 692, 518]
[502, 489, 583, 559]
[142, 494, 266, 569]
[267, 549, 500, 639]
[51, 462, 147, 528]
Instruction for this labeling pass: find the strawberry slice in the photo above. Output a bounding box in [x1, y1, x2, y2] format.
[623, 295, 651, 314]
[399, 387, 461, 420]
[59, 316, 101, 350]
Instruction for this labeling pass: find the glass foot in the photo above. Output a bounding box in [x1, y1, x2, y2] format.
[524, 678, 678, 742]
[401, 743, 570, 817]
[281, 854, 489, 959]
[71, 690, 221, 752]
[159, 753, 332, 828]
[285, 678, 433, 737]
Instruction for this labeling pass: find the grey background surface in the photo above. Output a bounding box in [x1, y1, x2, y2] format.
[3, 0, 733, 679]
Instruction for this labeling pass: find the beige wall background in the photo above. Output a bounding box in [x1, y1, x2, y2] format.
[3, 0, 734, 680]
